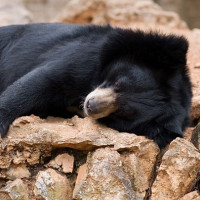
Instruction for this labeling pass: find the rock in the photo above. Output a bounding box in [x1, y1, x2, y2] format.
[54, 0, 187, 29]
[46, 153, 74, 173]
[22, 0, 68, 23]
[184, 127, 194, 141]
[73, 148, 136, 200]
[180, 191, 200, 200]
[191, 123, 200, 149]
[120, 141, 159, 199]
[0, 115, 157, 170]
[0, 0, 32, 26]
[34, 168, 72, 200]
[73, 163, 88, 197]
[151, 138, 200, 200]
[187, 30, 200, 121]
[191, 96, 200, 121]
[0, 155, 12, 169]
[0, 179, 29, 200]
[6, 164, 30, 180]
[156, 0, 200, 29]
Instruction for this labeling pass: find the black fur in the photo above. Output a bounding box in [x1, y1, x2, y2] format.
[0, 23, 192, 148]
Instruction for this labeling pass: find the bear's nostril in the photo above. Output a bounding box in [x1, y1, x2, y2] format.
[87, 108, 92, 113]
[87, 101, 90, 108]
[87, 98, 94, 107]
[87, 98, 96, 112]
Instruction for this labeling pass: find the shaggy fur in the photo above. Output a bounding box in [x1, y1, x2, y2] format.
[0, 23, 192, 148]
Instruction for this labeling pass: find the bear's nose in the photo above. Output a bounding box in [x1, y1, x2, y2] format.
[86, 98, 98, 114]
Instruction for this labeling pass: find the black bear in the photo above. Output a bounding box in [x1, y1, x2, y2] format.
[0, 23, 192, 148]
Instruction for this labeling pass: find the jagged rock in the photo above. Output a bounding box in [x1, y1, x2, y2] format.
[184, 127, 194, 141]
[0, 155, 11, 169]
[34, 168, 72, 200]
[120, 144, 159, 199]
[46, 153, 74, 173]
[180, 191, 200, 200]
[74, 148, 159, 200]
[0, 179, 29, 200]
[73, 148, 136, 200]
[6, 164, 30, 180]
[73, 146, 158, 200]
[151, 138, 200, 200]
[0, 115, 158, 171]
[73, 163, 88, 196]
[191, 123, 200, 149]
[0, 0, 32, 26]
[53, 0, 187, 29]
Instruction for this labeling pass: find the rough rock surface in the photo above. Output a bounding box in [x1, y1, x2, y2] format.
[54, 0, 187, 29]
[151, 138, 200, 200]
[0, 0, 32, 26]
[46, 153, 74, 173]
[187, 29, 200, 122]
[34, 168, 72, 200]
[0, 179, 29, 200]
[180, 191, 200, 200]
[73, 145, 159, 200]
[0, 115, 158, 169]
[120, 144, 159, 199]
[6, 164, 30, 180]
[73, 148, 136, 200]
[191, 123, 200, 149]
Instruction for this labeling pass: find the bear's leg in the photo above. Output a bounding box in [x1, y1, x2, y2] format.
[0, 67, 64, 137]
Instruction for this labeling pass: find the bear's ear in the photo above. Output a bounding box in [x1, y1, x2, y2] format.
[100, 29, 189, 70]
[160, 35, 189, 69]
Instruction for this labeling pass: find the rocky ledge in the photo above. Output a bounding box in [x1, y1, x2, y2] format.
[0, 115, 200, 200]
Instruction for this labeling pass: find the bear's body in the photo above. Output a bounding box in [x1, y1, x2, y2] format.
[0, 23, 192, 148]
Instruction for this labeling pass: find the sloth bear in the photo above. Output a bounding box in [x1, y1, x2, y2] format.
[0, 23, 192, 148]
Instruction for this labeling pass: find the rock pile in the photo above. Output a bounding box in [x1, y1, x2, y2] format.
[0, 116, 200, 200]
[53, 0, 187, 29]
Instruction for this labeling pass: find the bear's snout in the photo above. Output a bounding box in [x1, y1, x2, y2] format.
[84, 88, 117, 119]
[86, 98, 99, 114]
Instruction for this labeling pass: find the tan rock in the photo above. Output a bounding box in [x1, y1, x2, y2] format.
[23, 0, 68, 23]
[73, 148, 136, 200]
[0, 155, 12, 169]
[191, 123, 200, 149]
[54, 0, 187, 29]
[180, 191, 200, 200]
[0, 115, 157, 169]
[151, 138, 200, 200]
[184, 127, 194, 141]
[73, 163, 88, 196]
[191, 96, 200, 121]
[0, 179, 29, 200]
[187, 30, 200, 121]
[34, 168, 72, 200]
[120, 140, 159, 199]
[0, 0, 32, 26]
[46, 153, 74, 173]
[6, 164, 30, 180]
